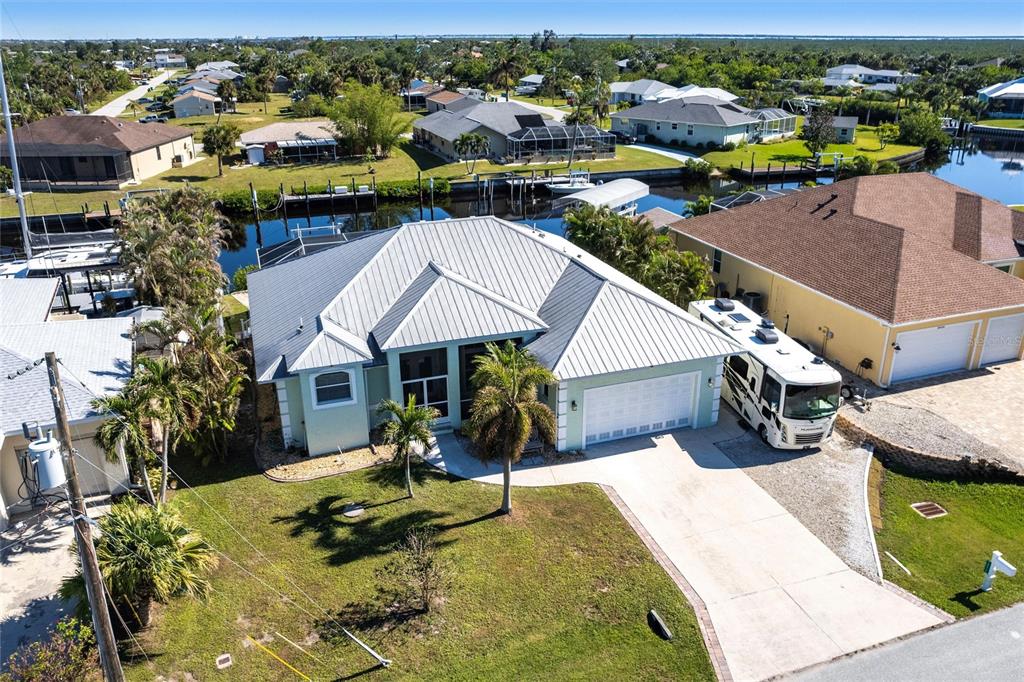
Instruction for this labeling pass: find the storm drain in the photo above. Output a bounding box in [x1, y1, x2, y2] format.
[910, 501, 948, 519]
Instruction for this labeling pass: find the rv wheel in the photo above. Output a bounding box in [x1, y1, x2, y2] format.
[758, 425, 769, 445]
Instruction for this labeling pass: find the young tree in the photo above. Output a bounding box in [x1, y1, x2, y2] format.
[132, 356, 197, 502]
[876, 122, 900, 149]
[896, 109, 951, 155]
[92, 390, 157, 505]
[685, 194, 714, 217]
[200, 122, 241, 176]
[464, 341, 556, 514]
[800, 106, 836, 156]
[331, 83, 410, 158]
[59, 500, 217, 630]
[377, 395, 440, 498]
[453, 132, 489, 174]
[374, 526, 452, 614]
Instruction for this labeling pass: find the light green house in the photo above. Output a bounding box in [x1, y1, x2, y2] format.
[249, 217, 738, 456]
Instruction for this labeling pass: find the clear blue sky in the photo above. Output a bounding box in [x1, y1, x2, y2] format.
[2, 1, 1022, 40]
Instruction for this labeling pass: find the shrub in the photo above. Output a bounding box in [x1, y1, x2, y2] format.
[705, 141, 720, 151]
[375, 526, 453, 614]
[693, 141, 705, 150]
[876, 160, 900, 174]
[1, 617, 96, 682]
[720, 142, 736, 152]
[232, 264, 258, 292]
[217, 188, 278, 216]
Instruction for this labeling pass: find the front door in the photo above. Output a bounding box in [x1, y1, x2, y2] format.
[399, 348, 449, 421]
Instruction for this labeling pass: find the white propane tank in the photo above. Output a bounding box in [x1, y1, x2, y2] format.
[29, 432, 67, 491]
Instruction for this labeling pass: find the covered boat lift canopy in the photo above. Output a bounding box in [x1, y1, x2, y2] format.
[552, 178, 649, 213]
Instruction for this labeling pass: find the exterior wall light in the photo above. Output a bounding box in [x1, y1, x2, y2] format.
[571, 400, 578, 411]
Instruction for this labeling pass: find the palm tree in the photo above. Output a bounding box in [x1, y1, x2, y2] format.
[200, 122, 241, 176]
[453, 132, 489, 174]
[489, 40, 527, 102]
[464, 341, 556, 514]
[60, 499, 217, 629]
[92, 391, 157, 505]
[894, 83, 913, 122]
[132, 357, 197, 503]
[834, 85, 852, 116]
[377, 396, 440, 498]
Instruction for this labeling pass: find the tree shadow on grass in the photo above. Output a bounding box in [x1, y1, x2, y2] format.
[271, 495, 452, 568]
[364, 460, 434, 492]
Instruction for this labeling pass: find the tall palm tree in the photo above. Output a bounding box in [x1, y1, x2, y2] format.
[464, 341, 556, 514]
[92, 390, 157, 505]
[489, 40, 527, 102]
[133, 357, 197, 502]
[894, 83, 913, 122]
[453, 132, 489, 174]
[834, 85, 852, 116]
[377, 396, 440, 498]
[60, 499, 217, 629]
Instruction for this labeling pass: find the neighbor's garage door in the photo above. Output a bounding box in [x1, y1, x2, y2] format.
[583, 372, 697, 446]
[889, 322, 975, 383]
[980, 313, 1024, 366]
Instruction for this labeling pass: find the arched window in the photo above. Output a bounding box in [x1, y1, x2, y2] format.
[312, 370, 353, 407]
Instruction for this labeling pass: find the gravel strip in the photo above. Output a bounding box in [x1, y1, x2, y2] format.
[716, 430, 879, 580]
[842, 399, 1003, 462]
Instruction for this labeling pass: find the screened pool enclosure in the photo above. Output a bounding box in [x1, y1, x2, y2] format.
[506, 125, 616, 162]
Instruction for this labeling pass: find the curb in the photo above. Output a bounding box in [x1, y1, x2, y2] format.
[860, 444, 884, 583]
[881, 580, 956, 624]
[599, 484, 733, 682]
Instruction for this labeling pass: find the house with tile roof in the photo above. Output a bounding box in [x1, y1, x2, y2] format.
[667, 174, 1024, 386]
[0, 115, 196, 189]
[247, 216, 738, 456]
[0, 317, 134, 530]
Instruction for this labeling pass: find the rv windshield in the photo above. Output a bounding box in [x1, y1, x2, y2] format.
[783, 382, 841, 420]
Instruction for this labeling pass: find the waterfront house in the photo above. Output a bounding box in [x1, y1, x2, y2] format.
[610, 96, 757, 147]
[248, 217, 737, 456]
[239, 120, 338, 164]
[0, 115, 196, 189]
[978, 76, 1024, 119]
[667, 174, 1024, 386]
[824, 64, 918, 86]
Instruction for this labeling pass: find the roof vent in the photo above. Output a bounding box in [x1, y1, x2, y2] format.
[755, 327, 779, 344]
[811, 357, 825, 365]
[714, 297, 735, 311]
[759, 317, 774, 329]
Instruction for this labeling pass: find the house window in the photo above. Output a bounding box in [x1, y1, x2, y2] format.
[312, 370, 354, 407]
[996, 264, 1012, 273]
[687, 125, 694, 136]
[656, 123, 661, 130]
[672, 123, 678, 130]
[712, 249, 722, 273]
[400, 348, 449, 418]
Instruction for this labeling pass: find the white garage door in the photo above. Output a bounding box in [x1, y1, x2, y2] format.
[584, 372, 697, 446]
[890, 322, 975, 383]
[980, 313, 1024, 366]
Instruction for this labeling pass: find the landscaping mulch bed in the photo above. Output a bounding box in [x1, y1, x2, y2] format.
[452, 430, 585, 467]
[256, 429, 396, 481]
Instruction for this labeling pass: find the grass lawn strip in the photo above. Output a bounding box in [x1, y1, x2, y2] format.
[874, 463, 1024, 619]
[129, 458, 714, 681]
[975, 119, 1024, 129]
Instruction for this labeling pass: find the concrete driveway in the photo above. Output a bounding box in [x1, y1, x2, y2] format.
[497, 95, 567, 122]
[631, 142, 706, 163]
[426, 416, 942, 681]
[92, 70, 173, 117]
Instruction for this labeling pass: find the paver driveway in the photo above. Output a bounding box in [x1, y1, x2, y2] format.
[426, 416, 941, 681]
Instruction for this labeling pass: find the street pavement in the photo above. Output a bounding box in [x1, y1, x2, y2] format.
[792, 603, 1024, 682]
[92, 70, 173, 117]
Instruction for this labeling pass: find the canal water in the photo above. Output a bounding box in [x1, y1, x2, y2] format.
[218, 138, 1023, 277]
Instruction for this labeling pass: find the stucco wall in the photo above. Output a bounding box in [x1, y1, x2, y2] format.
[612, 116, 750, 146]
[298, 366, 370, 456]
[129, 137, 195, 182]
[1, 422, 129, 530]
[558, 358, 722, 452]
[365, 365, 390, 428]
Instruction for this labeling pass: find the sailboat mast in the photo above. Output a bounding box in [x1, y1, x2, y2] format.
[0, 50, 33, 259]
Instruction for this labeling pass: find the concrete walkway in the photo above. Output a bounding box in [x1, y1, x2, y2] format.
[92, 70, 173, 117]
[794, 603, 1024, 681]
[631, 142, 706, 162]
[425, 415, 942, 681]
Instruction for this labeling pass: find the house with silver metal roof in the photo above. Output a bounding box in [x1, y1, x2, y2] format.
[0, 317, 134, 529]
[247, 216, 738, 456]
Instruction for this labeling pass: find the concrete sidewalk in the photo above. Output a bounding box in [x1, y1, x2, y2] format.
[425, 416, 942, 681]
[631, 142, 706, 162]
[92, 70, 173, 117]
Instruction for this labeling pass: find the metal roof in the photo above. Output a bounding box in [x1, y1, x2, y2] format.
[0, 278, 58, 323]
[552, 178, 650, 210]
[0, 318, 133, 434]
[249, 217, 739, 383]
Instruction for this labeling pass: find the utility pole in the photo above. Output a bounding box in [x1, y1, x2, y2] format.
[0, 50, 33, 259]
[46, 353, 125, 682]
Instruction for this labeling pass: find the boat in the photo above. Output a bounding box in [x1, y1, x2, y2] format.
[547, 170, 596, 194]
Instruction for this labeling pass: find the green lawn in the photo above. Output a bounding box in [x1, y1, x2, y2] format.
[510, 95, 571, 109]
[975, 118, 1024, 129]
[875, 462, 1024, 618]
[129, 457, 714, 681]
[703, 124, 920, 170]
[3, 140, 681, 217]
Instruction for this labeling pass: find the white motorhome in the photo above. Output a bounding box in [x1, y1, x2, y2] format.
[689, 298, 842, 449]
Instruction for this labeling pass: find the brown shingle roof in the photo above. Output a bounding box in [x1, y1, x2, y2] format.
[639, 207, 684, 230]
[1, 115, 192, 156]
[669, 174, 1024, 324]
[426, 90, 466, 105]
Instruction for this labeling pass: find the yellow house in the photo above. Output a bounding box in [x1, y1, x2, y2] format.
[665, 174, 1024, 387]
